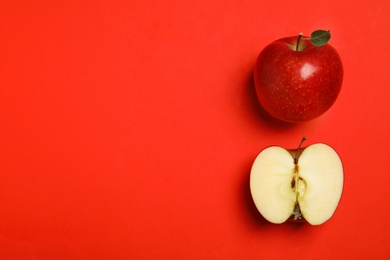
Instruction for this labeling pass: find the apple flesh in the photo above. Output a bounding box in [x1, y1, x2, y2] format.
[253, 35, 343, 122]
[250, 142, 343, 225]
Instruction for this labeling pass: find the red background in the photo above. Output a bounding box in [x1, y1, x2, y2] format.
[1, 0, 390, 259]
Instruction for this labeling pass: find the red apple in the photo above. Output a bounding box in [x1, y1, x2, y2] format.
[253, 31, 343, 122]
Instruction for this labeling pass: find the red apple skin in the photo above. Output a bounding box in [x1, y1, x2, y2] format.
[254, 36, 343, 122]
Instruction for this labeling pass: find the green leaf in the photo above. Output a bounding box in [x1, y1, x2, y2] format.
[310, 30, 331, 47]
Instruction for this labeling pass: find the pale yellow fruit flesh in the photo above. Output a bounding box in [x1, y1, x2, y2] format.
[250, 146, 296, 224]
[298, 143, 344, 225]
[250, 143, 343, 225]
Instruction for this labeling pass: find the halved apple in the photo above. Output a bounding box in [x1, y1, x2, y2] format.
[250, 138, 343, 225]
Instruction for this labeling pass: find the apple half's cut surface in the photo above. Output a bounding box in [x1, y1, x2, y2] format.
[250, 143, 343, 225]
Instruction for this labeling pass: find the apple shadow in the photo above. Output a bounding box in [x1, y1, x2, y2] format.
[244, 72, 298, 131]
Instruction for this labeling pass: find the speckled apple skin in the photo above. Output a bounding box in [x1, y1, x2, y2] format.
[254, 36, 343, 122]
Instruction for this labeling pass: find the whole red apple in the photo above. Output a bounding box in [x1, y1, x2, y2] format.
[253, 31, 343, 122]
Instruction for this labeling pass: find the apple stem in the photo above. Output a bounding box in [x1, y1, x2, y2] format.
[295, 33, 304, 51]
[294, 136, 306, 164]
